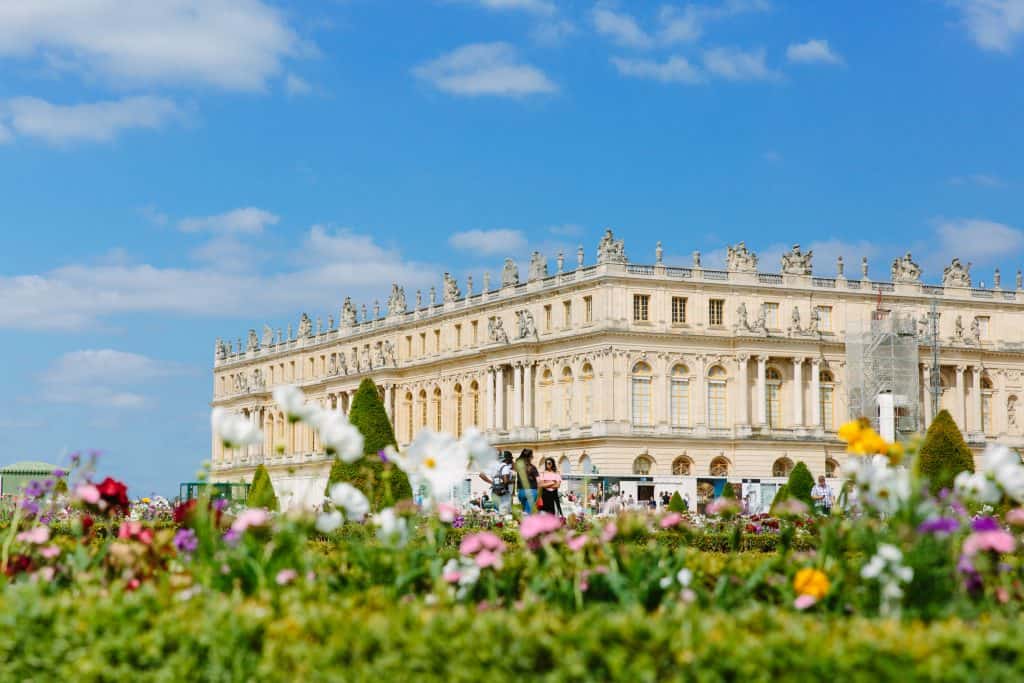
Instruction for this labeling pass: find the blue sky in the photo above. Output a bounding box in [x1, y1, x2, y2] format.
[0, 0, 1022, 497]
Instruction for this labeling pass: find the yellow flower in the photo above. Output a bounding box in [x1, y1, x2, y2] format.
[141, 497, 151, 504]
[838, 419, 864, 445]
[839, 418, 895, 456]
[793, 568, 830, 600]
[886, 441, 905, 465]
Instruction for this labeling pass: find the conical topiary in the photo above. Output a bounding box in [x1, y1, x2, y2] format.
[247, 464, 279, 510]
[786, 461, 815, 507]
[325, 378, 413, 510]
[668, 491, 687, 513]
[769, 484, 790, 514]
[918, 409, 975, 494]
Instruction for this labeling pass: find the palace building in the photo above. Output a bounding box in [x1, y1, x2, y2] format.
[210, 230, 1024, 511]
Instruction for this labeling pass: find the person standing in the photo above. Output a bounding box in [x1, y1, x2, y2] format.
[515, 449, 540, 514]
[811, 475, 834, 516]
[538, 457, 564, 516]
[478, 451, 514, 514]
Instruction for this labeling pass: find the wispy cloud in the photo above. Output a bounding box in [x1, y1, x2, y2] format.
[0, 96, 181, 146]
[454, 0, 556, 14]
[611, 56, 704, 83]
[40, 350, 183, 409]
[178, 207, 280, 234]
[934, 218, 1024, 265]
[413, 42, 557, 97]
[703, 47, 780, 81]
[449, 229, 528, 254]
[952, 0, 1024, 53]
[592, 0, 771, 49]
[285, 73, 313, 96]
[948, 173, 1006, 188]
[786, 39, 844, 65]
[592, 4, 655, 48]
[531, 19, 578, 46]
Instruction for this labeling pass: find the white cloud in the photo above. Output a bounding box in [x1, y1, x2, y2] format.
[548, 224, 584, 237]
[1, 96, 181, 145]
[592, 5, 654, 48]
[40, 349, 181, 409]
[0, 0, 303, 92]
[948, 173, 1006, 187]
[786, 39, 844, 65]
[449, 229, 528, 254]
[456, 0, 556, 14]
[593, 1, 771, 48]
[531, 20, 578, 46]
[953, 0, 1024, 53]
[935, 218, 1024, 264]
[703, 47, 780, 81]
[0, 120, 11, 144]
[413, 42, 557, 97]
[285, 73, 313, 96]
[611, 55, 704, 83]
[178, 207, 279, 234]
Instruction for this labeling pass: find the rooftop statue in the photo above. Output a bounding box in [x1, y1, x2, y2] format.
[726, 242, 758, 273]
[891, 252, 922, 284]
[443, 273, 461, 303]
[215, 338, 228, 360]
[781, 244, 813, 275]
[502, 258, 519, 287]
[297, 313, 313, 338]
[387, 283, 407, 317]
[246, 329, 260, 353]
[943, 258, 972, 288]
[340, 297, 357, 327]
[596, 228, 627, 264]
[262, 324, 274, 348]
[528, 251, 548, 282]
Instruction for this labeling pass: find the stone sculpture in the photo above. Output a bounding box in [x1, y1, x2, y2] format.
[943, 258, 972, 288]
[781, 244, 813, 276]
[443, 273, 460, 303]
[596, 229, 627, 264]
[528, 251, 548, 281]
[502, 258, 520, 287]
[298, 313, 312, 338]
[726, 242, 758, 273]
[340, 298, 357, 327]
[890, 252, 922, 284]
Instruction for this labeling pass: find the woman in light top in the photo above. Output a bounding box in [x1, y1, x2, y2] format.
[538, 457, 564, 516]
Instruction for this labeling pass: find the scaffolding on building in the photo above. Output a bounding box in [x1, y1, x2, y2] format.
[845, 309, 921, 440]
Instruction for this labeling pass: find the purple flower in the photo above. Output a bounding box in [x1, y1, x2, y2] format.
[918, 517, 959, 535]
[52, 469, 66, 479]
[212, 498, 228, 512]
[222, 528, 241, 545]
[69, 453, 81, 466]
[378, 449, 389, 464]
[21, 500, 39, 516]
[24, 480, 44, 498]
[173, 528, 199, 555]
[972, 516, 1000, 532]
[950, 500, 967, 517]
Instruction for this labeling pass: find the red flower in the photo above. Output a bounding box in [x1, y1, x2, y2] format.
[81, 514, 94, 536]
[96, 477, 130, 516]
[4, 554, 34, 577]
[173, 499, 197, 525]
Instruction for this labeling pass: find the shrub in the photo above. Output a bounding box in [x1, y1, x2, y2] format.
[918, 409, 975, 494]
[769, 485, 789, 514]
[326, 378, 412, 510]
[786, 462, 814, 507]
[246, 464, 278, 511]
[668, 491, 687, 513]
[721, 481, 737, 499]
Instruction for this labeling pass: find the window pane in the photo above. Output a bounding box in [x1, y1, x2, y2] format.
[670, 379, 689, 427]
[766, 384, 780, 427]
[820, 386, 834, 430]
[632, 377, 651, 426]
[707, 381, 726, 428]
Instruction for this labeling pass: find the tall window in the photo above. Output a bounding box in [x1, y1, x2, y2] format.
[544, 305, 553, 331]
[404, 393, 414, 441]
[454, 384, 463, 436]
[584, 296, 593, 323]
[432, 388, 442, 431]
[708, 299, 724, 326]
[671, 296, 687, 324]
[419, 390, 428, 428]
[981, 375, 993, 433]
[670, 364, 690, 427]
[633, 294, 650, 322]
[820, 370, 835, 430]
[581, 363, 594, 424]
[631, 361, 652, 426]
[541, 369, 554, 428]
[471, 321, 479, 344]
[976, 316, 991, 339]
[816, 306, 833, 331]
[419, 333, 427, 356]
[470, 381, 480, 427]
[405, 336, 413, 358]
[561, 367, 574, 425]
[707, 365, 727, 428]
[434, 329, 441, 353]
[454, 324, 462, 348]
[765, 367, 782, 427]
[764, 303, 779, 329]
[563, 300, 572, 328]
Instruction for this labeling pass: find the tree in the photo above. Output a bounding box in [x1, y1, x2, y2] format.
[668, 491, 687, 513]
[918, 409, 975, 494]
[247, 464, 279, 510]
[786, 462, 815, 507]
[720, 481, 738, 499]
[769, 484, 790, 514]
[325, 378, 413, 510]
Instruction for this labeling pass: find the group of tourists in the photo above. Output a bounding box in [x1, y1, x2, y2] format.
[479, 449, 564, 515]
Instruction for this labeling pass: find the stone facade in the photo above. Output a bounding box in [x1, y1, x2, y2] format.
[210, 232, 1024, 510]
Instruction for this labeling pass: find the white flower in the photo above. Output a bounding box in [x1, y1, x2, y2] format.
[373, 507, 408, 547]
[861, 556, 885, 580]
[954, 471, 1001, 505]
[982, 444, 1024, 503]
[389, 430, 468, 500]
[315, 510, 343, 533]
[877, 544, 903, 563]
[273, 385, 315, 423]
[846, 455, 910, 514]
[676, 568, 693, 587]
[211, 407, 263, 449]
[659, 576, 673, 589]
[881, 582, 904, 601]
[330, 482, 370, 522]
[314, 409, 364, 463]
[460, 428, 496, 471]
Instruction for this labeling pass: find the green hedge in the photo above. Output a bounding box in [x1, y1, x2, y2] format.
[1, 586, 1022, 682]
[919, 409, 975, 494]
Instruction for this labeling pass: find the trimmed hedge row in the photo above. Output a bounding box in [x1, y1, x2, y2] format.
[1, 586, 1022, 682]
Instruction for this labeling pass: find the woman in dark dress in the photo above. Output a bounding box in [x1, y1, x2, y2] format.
[538, 457, 564, 516]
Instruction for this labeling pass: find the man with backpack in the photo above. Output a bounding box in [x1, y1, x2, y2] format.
[478, 450, 514, 514]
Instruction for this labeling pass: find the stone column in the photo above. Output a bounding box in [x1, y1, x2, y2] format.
[693, 355, 706, 427]
[922, 364, 933, 428]
[524, 362, 534, 427]
[972, 365, 983, 434]
[495, 365, 505, 431]
[512, 363, 523, 428]
[810, 359, 821, 429]
[484, 370, 494, 431]
[737, 354, 749, 427]
[792, 358, 804, 428]
[384, 384, 394, 422]
[756, 356, 767, 426]
[412, 387, 421, 432]
[955, 365, 967, 431]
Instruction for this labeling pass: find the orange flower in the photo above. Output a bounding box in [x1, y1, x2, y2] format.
[793, 568, 830, 600]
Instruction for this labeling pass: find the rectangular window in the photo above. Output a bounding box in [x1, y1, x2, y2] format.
[405, 335, 412, 358]
[544, 305, 552, 331]
[471, 320, 479, 344]
[434, 329, 441, 353]
[633, 294, 650, 322]
[671, 296, 687, 324]
[419, 332, 427, 356]
[670, 379, 690, 427]
[455, 324, 462, 348]
[982, 392, 992, 433]
[766, 383, 781, 427]
[563, 300, 572, 328]
[631, 377, 652, 426]
[764, 302, 779, 329]
[708, 299, 724, 327]
[289, 361, 295, 381]
[707, 382, 727, 428]
[584, 296, 593, 323]
[976, 316, 990, 339]
[820, 386, 834, 430]
[816, 306, 833, 331]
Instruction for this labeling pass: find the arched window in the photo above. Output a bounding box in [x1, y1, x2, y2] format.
[580, 363, 594, 424]
[670, 364, 690, 428]
[579, 454, 594, 475]
[453, 384, 463, 437]
[825, 458, 840, 478]
[981, 373, 994, 434]
[765, 367, 782, 427]
[771, 457, 794, 477]
[470, 380, 480, 428]
[561, 367, 574, 426]
[707, 365, 727, 429]
[559, 456, 572, 475]
[709, 456, 730, 477]
[540, 369, 554, 428]
[404, 392, 414, 442]
[632, 361, 653, 427]
[419, 389, 428, 428]
[432, 387, 442, 431]
[671, 456, 692, 476]
[633, 455, 653, 475]
[819, 370, 835, 431]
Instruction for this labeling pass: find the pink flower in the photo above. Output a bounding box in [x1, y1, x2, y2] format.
[231, 508, 270, 534]
[962, 530, 1016, 557]
[566, 533, 588, 552]
[707, 498, 740, 516]
[794, 594, 818, 610]
[1006, 508, 1024, 527]
[437, 502, 458, 524]
[600, 522, 618, 543]
[35, 566, 56, 583]
[40, 545, 61, 559]
[118, 521, 154, 545]
[680, 588, 696, 604]
[519, 513, 563, 540]
[475, 549, 503, 569]
[460, 534, 483, 555]
[275, 568, 298, 585]
[75, 484, 100, 505]
[478, 532, 504, 551]
[443, 570, 461, 583]
[460, 531, 505, 556]
[16, 526, 50, 545]
[660, 513, 683, 529]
